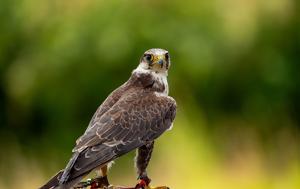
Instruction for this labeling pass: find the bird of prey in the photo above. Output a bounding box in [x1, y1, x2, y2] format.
[40, 48, 177, 189]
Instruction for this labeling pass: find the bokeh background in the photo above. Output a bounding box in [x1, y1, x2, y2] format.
[0, 0, 299, 189]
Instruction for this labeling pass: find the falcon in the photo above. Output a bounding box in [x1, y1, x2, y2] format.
[40, 48, 177, 189]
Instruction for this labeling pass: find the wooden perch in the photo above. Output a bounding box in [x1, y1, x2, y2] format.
[73, 177, 169, 189]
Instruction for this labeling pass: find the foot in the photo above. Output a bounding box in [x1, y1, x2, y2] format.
[135, 175, 151, 189]
[91, 176, 110, 189]
[134, 179, 147, 189]
[116, 185, 169, 189]
[134, 184, 170, 189]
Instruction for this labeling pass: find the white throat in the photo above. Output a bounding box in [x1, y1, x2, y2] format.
[133, 63, 169, 95]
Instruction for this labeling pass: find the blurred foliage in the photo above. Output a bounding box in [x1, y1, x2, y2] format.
[0, 0, 299, 189]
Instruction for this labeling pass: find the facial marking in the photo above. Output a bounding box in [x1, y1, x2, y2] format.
[134, 48, 170, 76]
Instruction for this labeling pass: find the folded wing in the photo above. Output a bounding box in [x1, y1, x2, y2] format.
[61, 89, 176, 182]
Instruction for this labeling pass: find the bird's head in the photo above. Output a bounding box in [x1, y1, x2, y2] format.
[138, 48, 170, 74]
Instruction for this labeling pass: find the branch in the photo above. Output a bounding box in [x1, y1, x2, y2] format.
[73, 177, 169, 189]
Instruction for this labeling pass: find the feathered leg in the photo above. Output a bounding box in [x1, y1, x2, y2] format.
[99, 165, 110, 187]
[135, 142, 154, 189]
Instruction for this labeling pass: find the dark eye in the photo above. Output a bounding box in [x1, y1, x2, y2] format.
[165, 53, 169, 60]
[144, 54, 152, 61]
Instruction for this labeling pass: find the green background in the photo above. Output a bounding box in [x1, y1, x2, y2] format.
[0, 0, 299, 188]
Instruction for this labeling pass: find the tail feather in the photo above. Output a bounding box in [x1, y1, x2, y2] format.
[39, 170, 86, 189]
[40, 153, 81, 189]
[39, 170, 64, 189]
[60, 152, 80, 184]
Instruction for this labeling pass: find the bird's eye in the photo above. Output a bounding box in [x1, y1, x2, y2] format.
[165, 53, 169, 60]
[144, 54, 152, 61]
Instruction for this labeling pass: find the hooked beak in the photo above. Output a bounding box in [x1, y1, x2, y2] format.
[153, 55, 165, 68]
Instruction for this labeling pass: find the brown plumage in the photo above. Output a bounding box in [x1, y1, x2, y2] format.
[40, 48, 176, 189]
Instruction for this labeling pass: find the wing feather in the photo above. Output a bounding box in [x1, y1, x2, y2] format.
[66, 89, 176, 182]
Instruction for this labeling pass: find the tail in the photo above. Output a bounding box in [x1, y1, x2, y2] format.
[39, 170, 64, 189]
[40, 153, 80, 189]
[59, 152, 80, 184]
[39, 170, 86, 189]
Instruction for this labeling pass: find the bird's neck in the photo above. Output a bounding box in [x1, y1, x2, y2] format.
[131, 66, 169, 95]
